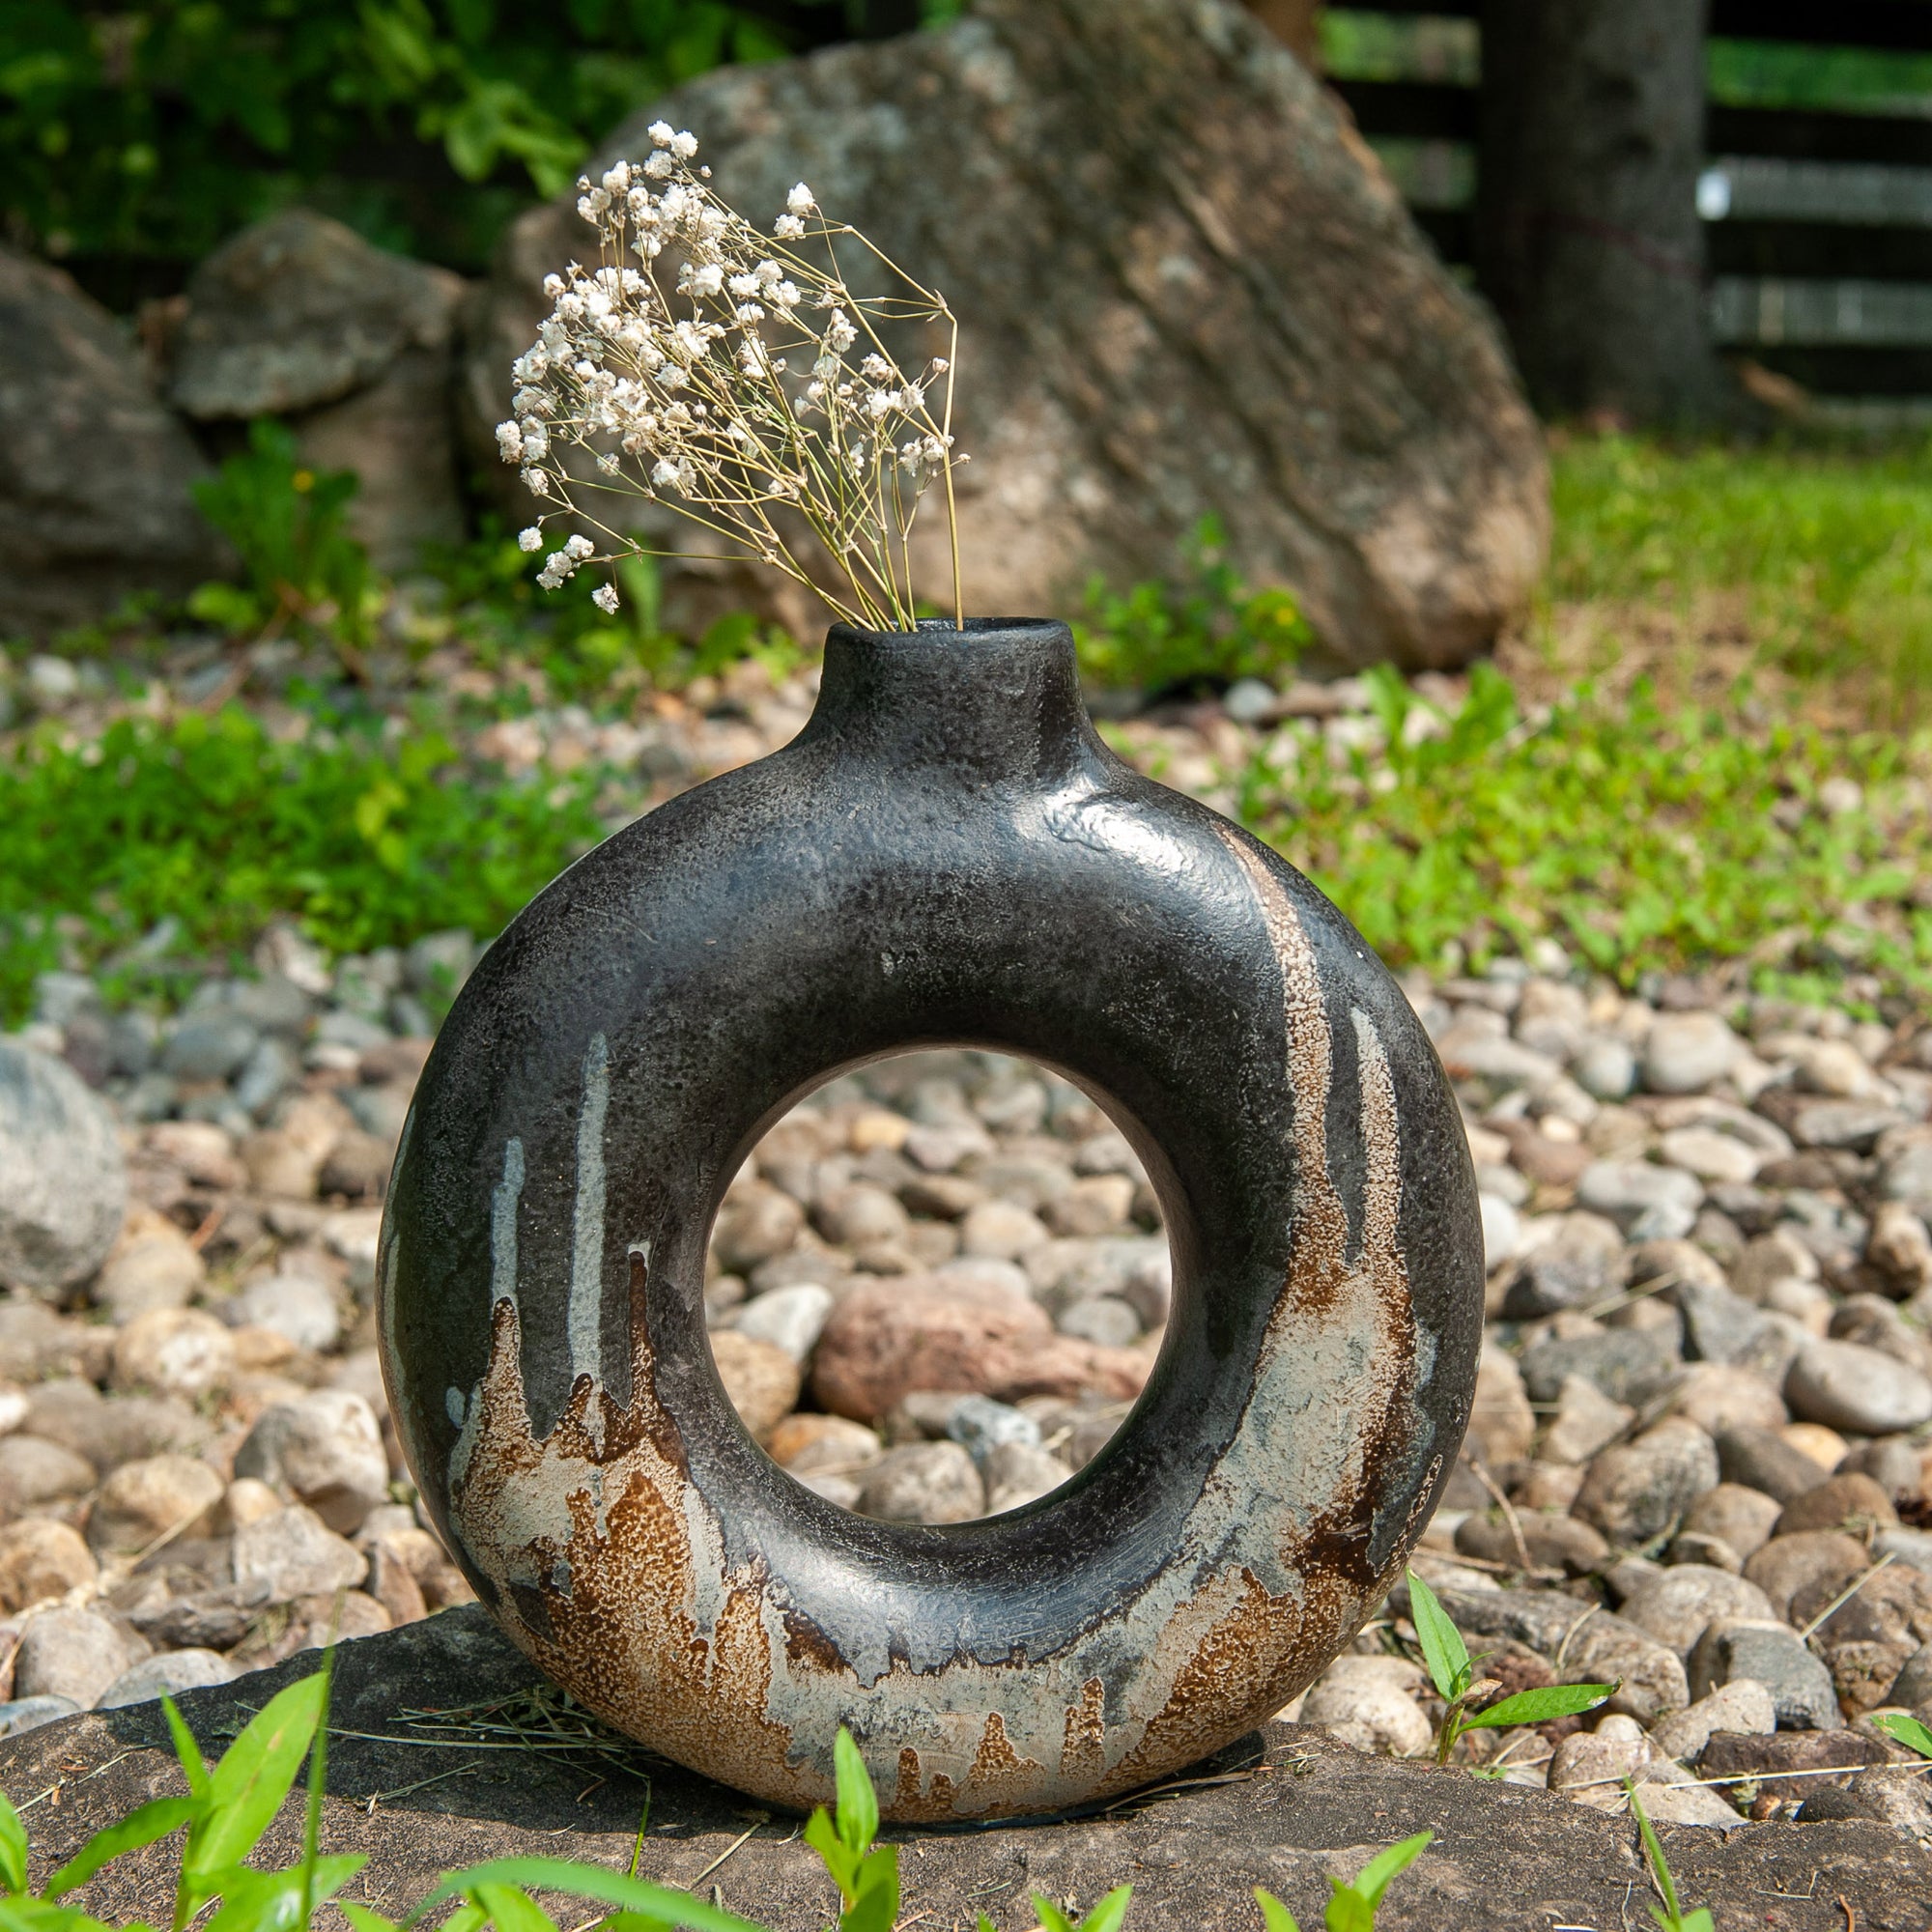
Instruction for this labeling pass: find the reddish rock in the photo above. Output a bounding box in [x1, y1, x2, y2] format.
[810, 1278, 1150, 1421]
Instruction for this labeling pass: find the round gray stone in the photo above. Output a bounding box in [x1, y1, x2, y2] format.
[0, 1041, 128, 1292]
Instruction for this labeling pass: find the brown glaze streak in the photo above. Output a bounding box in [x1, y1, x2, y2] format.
[441, 838, 1438, 1822]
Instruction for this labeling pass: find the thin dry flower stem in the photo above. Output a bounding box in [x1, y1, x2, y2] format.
[1798, 1551, 1897, 1642]
[942, 313, 962, 628]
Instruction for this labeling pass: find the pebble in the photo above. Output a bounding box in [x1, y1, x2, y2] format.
[1502, 1211, 1623, 1318]
[1687, 1619, 1841, 1729]
[1714, 1426, 1833, 1505]
[0, 1433, 99, 1512]
[1541, 1374, 1633, 1466]
[1647, 1678, 1777, 1763]
[1786, 1336, 1932, 1435]
[0, 1519, 97, 1611]
[856, 1442, 984, 1523]
[231, 1504, 366, 1601]
[1299, 1655, 1434, 1757]
[983, 1440, 1074, 1513]
[14, 1606, 148, 1707]
[1643, 1012, 1741, 1094]
[1744, 1531, 1869, 1622]
[1571, 1419, 1719, 1548]
[1774, 1471, 1897, 1539]
[93, 1213, 208, 1321]
[234, 1391, 389, 1534]
[0, 1042, 128, 1293]
[1618, 1566, 1777, 1654]
[1575, 1160, 1704, 1241]
[96, 1647, 236, 1708]
[708, 1331, 802, 1440]
[732, 1283, 834, 1364]
[87, 1453, 224, 1553]
[222, 1270, 341, 1353]
[1679, 1484, 1783, 1563]
[111, 1307, 236, 1398]
[160, 1015, 261, 1083]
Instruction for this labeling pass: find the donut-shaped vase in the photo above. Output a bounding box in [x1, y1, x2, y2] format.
[379, 619, 1483, 1821]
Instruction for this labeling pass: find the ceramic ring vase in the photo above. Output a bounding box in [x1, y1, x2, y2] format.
[380, 617, 1483, 1822]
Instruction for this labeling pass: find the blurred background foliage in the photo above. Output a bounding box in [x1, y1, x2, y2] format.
[0, 0, 955, 308]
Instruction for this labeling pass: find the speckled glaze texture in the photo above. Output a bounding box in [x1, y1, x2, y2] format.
[379, 618, 1484, 1821]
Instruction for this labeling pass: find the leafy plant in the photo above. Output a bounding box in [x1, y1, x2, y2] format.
[1252, 1831, 1433, 1932]
[0, 703, 607, 1024]
[0, 1655, 350, 1932]
[1405, 1570, 1614, 1767]
[1230, 662, 1932, 1002]
[189, 422, 372, 647]
[1075, 517, 1308, 696]
[1624, 1780, 1715, 1932]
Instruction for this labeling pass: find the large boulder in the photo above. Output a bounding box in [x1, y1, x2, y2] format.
[0, 246, 220, 635]
[465, 0, 1548, 668]
[168, 211, 468, 572]
[0, 1042, 128, 1295]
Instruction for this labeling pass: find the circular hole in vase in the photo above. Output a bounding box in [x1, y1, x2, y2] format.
[703, 1048, 1171, 1523]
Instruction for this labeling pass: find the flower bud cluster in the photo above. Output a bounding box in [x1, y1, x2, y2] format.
[498, 123, 962, 630]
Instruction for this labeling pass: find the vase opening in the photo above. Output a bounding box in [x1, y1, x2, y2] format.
[702, 1046, 1167, 1523]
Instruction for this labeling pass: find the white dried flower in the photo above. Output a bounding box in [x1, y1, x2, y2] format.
[512, 125, 965, 629]
[518, 526, 543, 552]
[592, 582, 621, 614]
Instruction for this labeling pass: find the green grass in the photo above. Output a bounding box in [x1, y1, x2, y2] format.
[0, 705, 609, 1024]
[1547, 431, 1932, 716]
[1225, 660, 1932, 1003]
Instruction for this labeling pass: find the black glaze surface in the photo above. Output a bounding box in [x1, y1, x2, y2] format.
[379, 619, 1483, 1820]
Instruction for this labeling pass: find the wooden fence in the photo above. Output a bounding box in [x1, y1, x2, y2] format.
[1325, 1, 1932, 404]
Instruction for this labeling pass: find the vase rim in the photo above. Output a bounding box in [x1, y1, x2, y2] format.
[824, 615, 1066, 646]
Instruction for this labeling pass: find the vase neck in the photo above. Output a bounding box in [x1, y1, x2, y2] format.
[805, 620, 1094, 781]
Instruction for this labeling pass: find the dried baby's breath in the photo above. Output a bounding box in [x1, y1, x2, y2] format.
[499, 123, 963, 632]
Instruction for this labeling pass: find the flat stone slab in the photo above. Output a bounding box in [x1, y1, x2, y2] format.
[2, 1608, 1928, 1930]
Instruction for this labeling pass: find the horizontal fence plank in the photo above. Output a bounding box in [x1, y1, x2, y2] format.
[1335, 0, 1932, 52]
[1701, 154, 1932, 222]
[1711, 274, 1932, 344]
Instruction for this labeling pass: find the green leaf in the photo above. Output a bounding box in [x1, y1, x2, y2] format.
[44, 1798, 197, 1900]
[832, 1729, 877, 1859]
[1347, 1830, 1433, 1909]
[1460, 1684, 1616, 1731]
[1070, 1886, 1133, 1932]
[1404, 1570, 1469, 1702]
[1032, 1904, 1076, 1932]
[469, 1885, 557, 1932]
[187, 1672, 327, 1882]
[0, 1791, 27, 1897]
[405, 1860, 766, 1932]
[197, 1855, 365, 1932]
[1254, 1889, 1301, 1932]
[803, 1806, 857, 1900]
[340, 1907, 403, 1932]
[837, 1856, 898, 1932]
[1875, 1712, 1932, 1760]
[161, 1698, 211, 1802]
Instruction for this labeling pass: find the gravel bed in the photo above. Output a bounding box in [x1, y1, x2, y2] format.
[4, 659, 1932, 1843]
